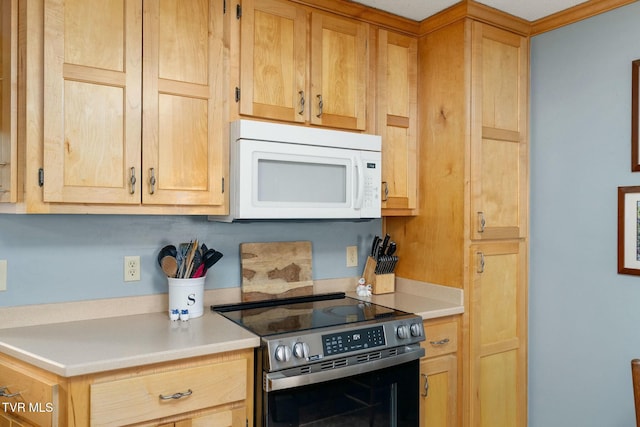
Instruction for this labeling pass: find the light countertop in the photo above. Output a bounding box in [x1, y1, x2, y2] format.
[0, 310, 259, 377]
[0, 277, 463, 377]
[349, 277, 464, 320]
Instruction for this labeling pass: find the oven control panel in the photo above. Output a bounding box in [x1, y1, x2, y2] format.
[322, 325, 385, 355]
[264, 316, 425, 372]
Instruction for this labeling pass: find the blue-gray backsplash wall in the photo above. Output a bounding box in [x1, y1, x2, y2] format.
[0, 215, 380, 307]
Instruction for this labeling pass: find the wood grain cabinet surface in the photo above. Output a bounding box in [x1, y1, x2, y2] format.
[385, 11, 529, 427]
[376, 28, 418, 215]
[0, 355, 59, 427]
[0, 0, 17, 204]
[235, 0, 368, 131]
[0, 349, 253, 427]
[41, 0, 226, 211]
[470, 21, 529, 241]
[419, 317, 460, 427]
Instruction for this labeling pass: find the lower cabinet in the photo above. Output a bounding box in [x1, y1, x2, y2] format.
[0, 349, 254, 427]
[419, 316, 460, 427]
[0, 355, 58, 427]
[0, 412, 34, 427]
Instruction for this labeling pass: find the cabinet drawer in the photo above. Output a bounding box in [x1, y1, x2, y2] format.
[90, 358, 247, 427]
[422, 320, 458, 358]
[0, 361, 58, 427]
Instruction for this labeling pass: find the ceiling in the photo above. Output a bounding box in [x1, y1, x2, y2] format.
[351, 0, 590, 22]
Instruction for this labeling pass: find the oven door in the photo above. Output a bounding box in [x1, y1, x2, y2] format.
[261, 359, 420, 427]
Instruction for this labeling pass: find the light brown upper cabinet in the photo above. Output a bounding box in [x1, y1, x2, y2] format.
[0, 0, 17, 204]
[470, 22, 528, 240]
[237, 0, 368, 131]
[43, 0, 226, 209]
[377, 29, 418, 215]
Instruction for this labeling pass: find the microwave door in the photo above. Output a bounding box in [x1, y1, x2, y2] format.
[238, 140, 358, 219]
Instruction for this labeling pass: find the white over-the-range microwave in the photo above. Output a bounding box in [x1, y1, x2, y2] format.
[209, 119, 382, 221]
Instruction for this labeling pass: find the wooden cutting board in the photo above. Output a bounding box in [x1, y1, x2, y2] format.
[240, 241, 313, 302]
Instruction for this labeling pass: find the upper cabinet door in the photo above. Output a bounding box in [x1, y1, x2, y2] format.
[310, 12, 367, 130]
[0, 0, 17, 203]
[142, 0, 225, 206]
[470, 22, 529, 240]
[239, 0, 307, 123]
[43, 0, 142, 204]
[377, 29, 418, 215]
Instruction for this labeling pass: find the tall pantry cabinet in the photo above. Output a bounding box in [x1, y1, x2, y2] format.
[385, 9, 529, 427]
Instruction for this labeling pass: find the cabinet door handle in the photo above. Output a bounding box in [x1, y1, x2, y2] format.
[429, 338, 450, 346]
[149, 168, 156, 195]
[316, 94, 323, 118]
[298, 91, 305, 115]
[477, 211, 486, 233]
[0, 387, 20, 398]
[421, 373, 429, 397]
[159, 389, 192, 401]
[382, 181, 389, 202]
[477, 251, 485, 274]
[129, 167, 137, 195]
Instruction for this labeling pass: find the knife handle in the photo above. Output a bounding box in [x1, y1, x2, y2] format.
[387, 242, 396, 256]
[371, 235, 380, 257]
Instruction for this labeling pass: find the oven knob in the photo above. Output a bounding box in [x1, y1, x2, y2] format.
[275, 345, 292, 362]
[410, 323, 423, 337]
[293, 342, 310, 359]
[396, 325, 410, 339]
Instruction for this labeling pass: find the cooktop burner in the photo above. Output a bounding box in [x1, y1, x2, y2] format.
[212, 292, 408, 337]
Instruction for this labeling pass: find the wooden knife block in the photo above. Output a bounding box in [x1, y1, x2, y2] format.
[362, 256, 395, 294]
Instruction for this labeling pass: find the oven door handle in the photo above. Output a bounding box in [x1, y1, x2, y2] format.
[263, 346, 425, 392]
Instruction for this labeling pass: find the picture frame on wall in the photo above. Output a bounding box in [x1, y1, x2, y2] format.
[618, 186, 640, 275]
[632, 60, 640, 171]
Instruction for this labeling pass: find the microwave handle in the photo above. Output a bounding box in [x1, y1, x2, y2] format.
[354, 156, 365, 210]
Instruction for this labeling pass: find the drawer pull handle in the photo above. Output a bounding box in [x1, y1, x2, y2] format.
[298, 91, 305, 115]
[316, 94, 323, 118]
[159, 389, 193, 401]
[0, 387, 20, 398]
[478, 211, 486, 233]
[129, 167, 137, 195]
[149, 168, 157, 195]
[429, 338, 450, 346]
[421, 373, 429, 397]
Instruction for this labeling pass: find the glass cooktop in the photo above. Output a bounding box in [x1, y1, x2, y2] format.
[211, 292, 410, 337]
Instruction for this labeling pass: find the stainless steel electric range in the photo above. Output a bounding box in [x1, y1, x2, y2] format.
[212, 292, 425, 427]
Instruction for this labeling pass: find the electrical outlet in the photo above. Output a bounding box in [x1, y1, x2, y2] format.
[0, 260, 6, 291]
[124, 256, 140, 282]
[346, 246, 358, 267]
